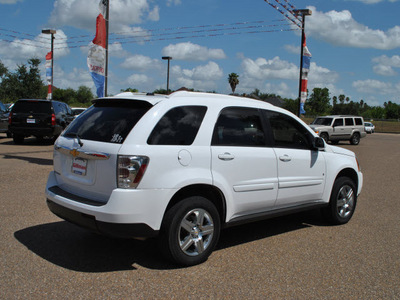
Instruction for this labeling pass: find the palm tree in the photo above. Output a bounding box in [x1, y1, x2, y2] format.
[228, 73, 239, 94]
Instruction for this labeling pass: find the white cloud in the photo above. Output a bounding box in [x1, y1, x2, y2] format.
[0, 30, 70, 69]
[284, 44, 300, 54]
[352, 79, 400, 95]
[49, 0, 159, 32]
[307, 6, 400, 49]
[349, 0, 398, 3]
[120, 54, 162, 71]
[309, 62, 340, 85]
[173, 61, 223, 90]
[241, 56, 298, 81]
[162, 42, 226, 61]
[372, 55, 400, 76]
[127, 74, 151, 85]
[0, 0, 22, 3]
[166, 0, 182, 6]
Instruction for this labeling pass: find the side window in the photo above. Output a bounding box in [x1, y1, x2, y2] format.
[333, 118, 343, 127]
[53, 103, 61, 115]
[264, 110, 313, 150]
[355, 118, 363, 125]
[212, 107, 266, 147]
[345, 118, 354, 126]
[147, 106, 207, 145]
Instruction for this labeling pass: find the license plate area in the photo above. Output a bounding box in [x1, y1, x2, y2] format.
[27, 118, 36, 124]
[71, 157, 88, 176]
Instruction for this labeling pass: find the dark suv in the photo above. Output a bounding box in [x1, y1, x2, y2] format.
[0, 101, 10, 137]
[9, 99, 73, 144]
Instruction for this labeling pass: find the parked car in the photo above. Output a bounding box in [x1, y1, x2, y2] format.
[309, 115, 366, 145]
[46, 91, 363, 266]
[364, 122, 375, 134]
[8, 99, 74, 144]
[0, 101, 11, 137]
[71, 107, 86, 119]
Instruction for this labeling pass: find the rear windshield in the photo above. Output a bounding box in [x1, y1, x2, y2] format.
[312, 117, 332, 126]
[12, 100, 52, 114]
[63, 99, 152, 144]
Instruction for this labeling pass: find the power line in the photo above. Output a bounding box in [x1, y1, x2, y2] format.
[0, 18, 300, 50]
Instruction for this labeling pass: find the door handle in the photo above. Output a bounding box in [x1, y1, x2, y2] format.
[218, 153, 235, 161]
[279, 155, 291, 162]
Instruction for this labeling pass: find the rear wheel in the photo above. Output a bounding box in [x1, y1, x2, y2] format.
[322, 177, 357, 225]
[160, 196, 220, 266]
[13, 134, 24, 144]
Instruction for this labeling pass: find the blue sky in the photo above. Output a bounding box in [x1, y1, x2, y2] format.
[1, 0, 400, 107]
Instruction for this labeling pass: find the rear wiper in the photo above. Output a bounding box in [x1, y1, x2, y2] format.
[64, 132, 83, 147]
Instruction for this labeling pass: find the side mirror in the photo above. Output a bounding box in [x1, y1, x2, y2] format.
[313, 137, 325, 149]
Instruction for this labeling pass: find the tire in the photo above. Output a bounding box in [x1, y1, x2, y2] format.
[160, 196, 221, 266]
[322, 177, 357, 225]
[13, 134, 24, 144]
[350, 132, 360, 145]
[320, 132, 329, 143]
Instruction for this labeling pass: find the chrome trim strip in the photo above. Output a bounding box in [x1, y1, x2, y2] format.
[54, 145, 110, 160]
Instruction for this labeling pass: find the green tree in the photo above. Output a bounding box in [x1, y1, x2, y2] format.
[0, 58, 44, 101]
[120, 88, 139, 93]
[306, 87, 331, 116]
[76, 86, 94, 104]
[228, 73, 239, 94]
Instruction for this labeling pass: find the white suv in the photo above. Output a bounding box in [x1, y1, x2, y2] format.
[46, 91, 363, 266]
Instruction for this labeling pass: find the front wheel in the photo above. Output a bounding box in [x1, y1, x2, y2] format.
[160, 196, 221, 266]
[322, 177, 357, 225]
[350, 133, 360, 145]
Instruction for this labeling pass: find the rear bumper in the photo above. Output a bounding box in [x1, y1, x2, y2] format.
[9, 126, 60, 137]
[46, 199, 158, 238]
[45, 171, 176, 238]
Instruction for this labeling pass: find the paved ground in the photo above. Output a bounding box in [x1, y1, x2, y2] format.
[0, 133, 399, 299]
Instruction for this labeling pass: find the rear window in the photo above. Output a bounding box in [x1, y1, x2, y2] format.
[64, 99, 152, 144]
[12, 100, 52, 114]
[355, 118, 363, 125]
[147, 106, 207, 145]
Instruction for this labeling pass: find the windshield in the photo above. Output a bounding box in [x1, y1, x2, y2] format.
[64, 99, 152, 144]
[312, 117, 333, 126]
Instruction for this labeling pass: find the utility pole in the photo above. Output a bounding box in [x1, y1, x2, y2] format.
[42, 29, 56, 100]
[104, 0, 110, 97]
[162, 56, 172, 94]
[294, 9, 312, 117]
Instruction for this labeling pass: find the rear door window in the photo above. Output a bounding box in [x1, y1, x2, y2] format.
[345, 118, 354, 126]
[212, 107, 266, 147]
[64, 99, 152, 144]
[147, 106, 207, 145]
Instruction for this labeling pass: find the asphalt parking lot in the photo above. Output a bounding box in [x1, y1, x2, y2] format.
[0, 133, 399, 299]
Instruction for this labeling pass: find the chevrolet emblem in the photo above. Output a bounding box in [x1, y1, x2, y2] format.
[70, 149, 80, 157]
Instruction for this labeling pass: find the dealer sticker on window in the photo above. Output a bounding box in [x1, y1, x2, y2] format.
[72, 157, 87, 176]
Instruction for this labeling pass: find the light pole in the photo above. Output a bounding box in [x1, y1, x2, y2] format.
[42, 29, 56, 99]
[162, 56, 172, 94]
[293, 9, 312, 117]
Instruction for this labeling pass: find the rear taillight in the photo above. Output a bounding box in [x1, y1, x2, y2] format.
[117, 155, 149, 189]
[51, 113, 56, 126]
[8, 112, 12, 125]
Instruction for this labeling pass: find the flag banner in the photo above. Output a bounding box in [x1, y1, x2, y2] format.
[45, 51, 52, 99]
[88, 3, 107, 98]
[300, 33, 311, 114]
[99, 0, 108, 17]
